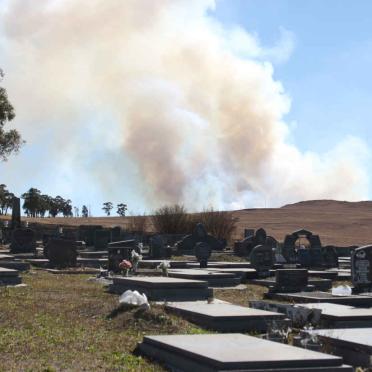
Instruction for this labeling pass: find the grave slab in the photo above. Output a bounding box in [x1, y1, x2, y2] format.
[298, 302, 372, 328]
[138, 333, 352, 371]
[168, 269, 241, 287]
[0, 254, 14, 260]
[207, 267, 258, 280]
[79, 250, 108, 259]
[108, 276, 213, 301]
[0, 261, 30, 271]
[252, 277, 332, 291]
[166, 301, 287, 332]
[138, 260, 194, 269]
[0, 267, 22, 285]
[305, 328, 372, 368]
[187, 261, 252, 269]
[267, 291, 372, 306]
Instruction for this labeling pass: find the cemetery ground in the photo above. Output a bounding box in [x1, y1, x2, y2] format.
[0, 269, 265, 371]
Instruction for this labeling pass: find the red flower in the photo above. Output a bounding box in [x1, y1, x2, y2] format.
[119, 260, 132, 270]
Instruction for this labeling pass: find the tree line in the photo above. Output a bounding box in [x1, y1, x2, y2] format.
[0, 184, 128, 218]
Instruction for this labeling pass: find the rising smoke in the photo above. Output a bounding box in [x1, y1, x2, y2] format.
[0, 0, 369, 211]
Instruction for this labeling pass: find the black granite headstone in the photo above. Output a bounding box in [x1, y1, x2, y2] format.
[250, 244, 273, 278]
[44, 238, 77, 268]
[352, 245, 372, 293]
[10, 228, 36, 254]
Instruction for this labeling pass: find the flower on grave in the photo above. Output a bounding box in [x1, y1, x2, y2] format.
[131, 250, 142, 273]
[157, 260, 170, 276]
[119, 259, 132, 276]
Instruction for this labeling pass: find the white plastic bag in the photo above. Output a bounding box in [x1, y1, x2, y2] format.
[119, 290, 150, 309]
[332, 285, 352, 296]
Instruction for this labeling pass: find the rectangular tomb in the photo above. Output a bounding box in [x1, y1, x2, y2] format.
[138, 333, 352, 371]
[168, 269, 241, 287]
[305, 328, 372, 368]
[0, 267, 22, 285]
[298, 303, 372, 327]
[108, 276, 213, 301]
[267, 291, 372, 306]
[166, 301, 287, 332]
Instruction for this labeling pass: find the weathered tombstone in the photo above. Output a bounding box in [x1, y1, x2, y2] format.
[282, 234, 298, 263]
[94, 229, 111, 250]
[255, 228, 267, 245]
[108, 239, 137, 272]
[149, 235, 165, 259]
[195, 242, 211, 268]
[10, 228, 36, 254]
[352, 245, 372, 293]
[322, 246, 338, 268]
[79, 225, 103, 246]
[111, 226, 121, 242]
[270, 269, 310, 293]
[177, 223, 223, 252]
[249, 244, 273, 278]
[234, 228, 270, 257]
[11, 197, 21, 229]
[44, 238, 77, 268]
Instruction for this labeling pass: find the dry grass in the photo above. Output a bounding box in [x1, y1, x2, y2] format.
[0, 271, 205, 372]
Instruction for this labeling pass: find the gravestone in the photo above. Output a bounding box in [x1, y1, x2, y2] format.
[111, 226, 121, 242]
[176, 223, 223, 252]
[44, 238, 77, 268]
[194, 241, 211, 268]
[269, 269, 311, 293]
[94, 229, 111, 250]
[249, 244, 273, 278]
[149, 235, 165, 259]
[11, 197, 21, 229]
[108, 239, 137, 272]
[10, 228, 36, 254]
[234, 228, 271, 257]
[79, 225, 103, 246]
[322, 246, 338, 268]
[351, 245, 372, 293]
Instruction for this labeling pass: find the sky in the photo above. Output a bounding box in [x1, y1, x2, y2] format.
[0, 0, 371, 216]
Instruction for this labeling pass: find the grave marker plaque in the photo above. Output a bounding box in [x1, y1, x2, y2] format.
[352, 245, 372, 293]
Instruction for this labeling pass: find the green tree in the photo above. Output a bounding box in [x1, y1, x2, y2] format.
[81, 205, 88, 218]
[0, 184, 14, 215]
[22, 188, 41, 217]
[0, 69, 23, 161]
[102, 202, 113, 216]
[117, 203, 127, 217]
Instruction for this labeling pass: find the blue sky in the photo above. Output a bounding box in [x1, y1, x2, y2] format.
[215, 0, 372, 152]
[1, 0, 372, 215]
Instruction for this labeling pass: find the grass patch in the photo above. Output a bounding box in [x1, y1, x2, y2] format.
[0, 271, 203, 371]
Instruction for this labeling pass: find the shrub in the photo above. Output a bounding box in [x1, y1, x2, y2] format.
[198, 207, 238, 242]
[151, 204, 192, 234]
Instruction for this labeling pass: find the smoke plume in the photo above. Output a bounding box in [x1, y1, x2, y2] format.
[0, 0, 369, 211]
